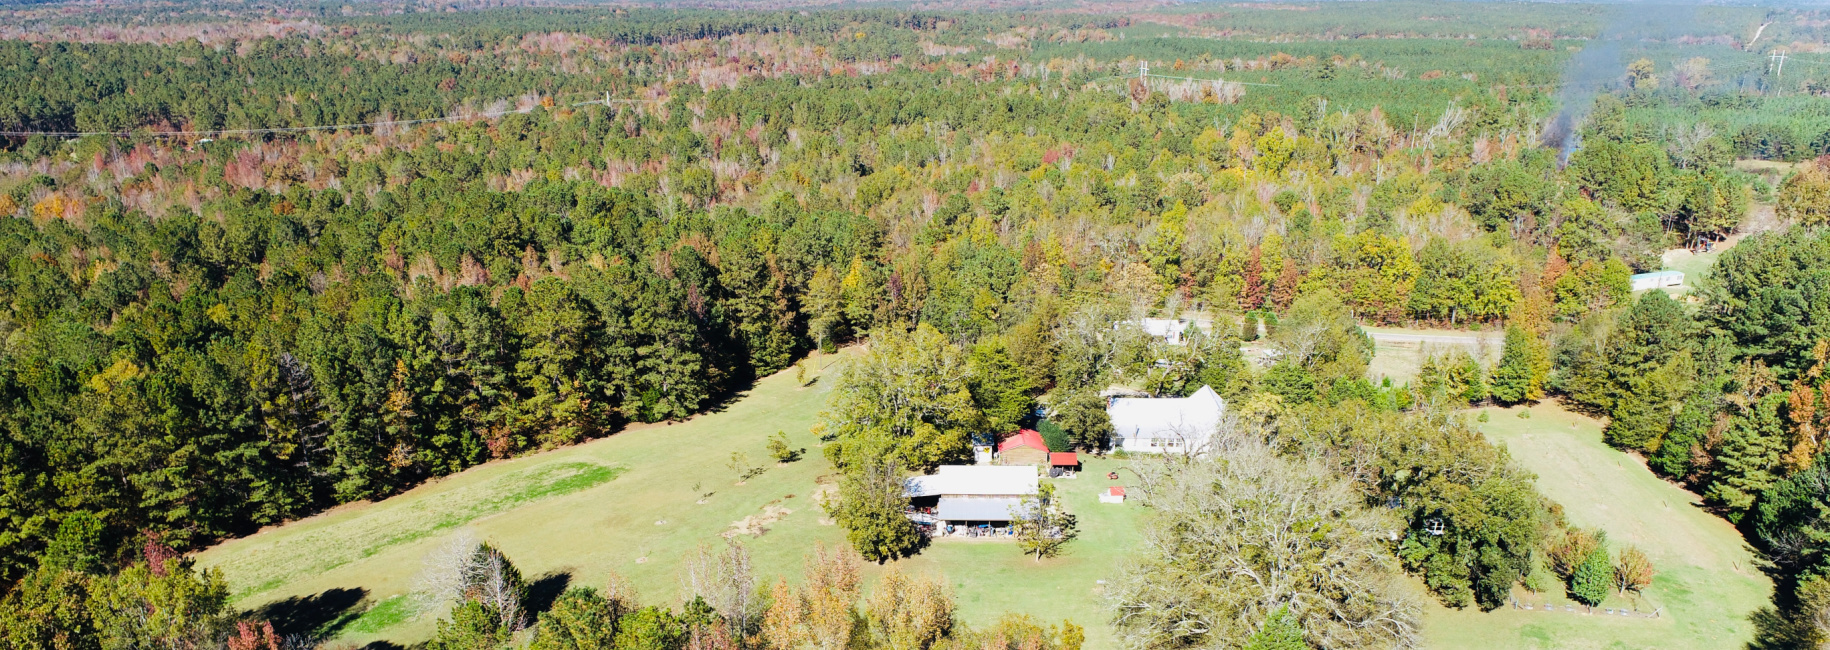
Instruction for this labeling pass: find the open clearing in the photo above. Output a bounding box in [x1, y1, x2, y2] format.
[200, 347, 1767, 649]
[195, 349, 1143, 646]
[1363, 326, 1502, 384]
[1423, 403, 1771, 649]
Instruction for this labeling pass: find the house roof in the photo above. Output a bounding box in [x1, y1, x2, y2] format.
[1107, 385, 1226, 442]
[1050, 452, 1079, 466]
[936, 497, 1023, 521]
[1120, 318, 1195, 342]
[905, 465, 1039, 498]
[998, 429, 1048, 453]
[1107, 486, 1126, 497]
[1139, 318, 1189, 338]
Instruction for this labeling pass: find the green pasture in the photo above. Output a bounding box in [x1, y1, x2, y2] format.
[1423, 403, 1771, 650]
[195, 349, 1144, 646]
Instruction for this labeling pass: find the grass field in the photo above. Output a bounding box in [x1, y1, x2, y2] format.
[1423, 403, 1772, 650]
[194, 349, 1144, 646]
[201, 343, 1770, 649]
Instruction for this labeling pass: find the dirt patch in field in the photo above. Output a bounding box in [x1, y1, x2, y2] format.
[724, 504, 793, 538]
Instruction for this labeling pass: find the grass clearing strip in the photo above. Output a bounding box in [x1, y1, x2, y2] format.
[211, 460, 624, 598]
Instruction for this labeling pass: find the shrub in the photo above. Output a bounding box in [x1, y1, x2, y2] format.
[767, 431, 802, 463]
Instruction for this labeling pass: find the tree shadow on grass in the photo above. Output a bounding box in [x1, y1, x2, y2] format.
[1747, 604, 1811, 650]
[248, 586, 368, 638]
[526, 570, 574, 619]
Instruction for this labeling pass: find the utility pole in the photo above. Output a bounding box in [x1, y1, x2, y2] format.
[1771, 49, 1789, 90]
[1140, 60, 1148, 81]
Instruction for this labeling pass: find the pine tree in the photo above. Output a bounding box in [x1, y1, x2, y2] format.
[530, 588, 619, 650]
[1243, 605, 1306, 650]
[427, 600, 508, 650]
[1568, 548, 1612, 606]
[1707, 394, 1790, 516]
[1491, 325, 1548, 405]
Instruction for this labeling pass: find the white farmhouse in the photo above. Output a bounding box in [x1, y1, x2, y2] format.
[1106, 385, 1226, 453]
[1120, 318, 1195, 345]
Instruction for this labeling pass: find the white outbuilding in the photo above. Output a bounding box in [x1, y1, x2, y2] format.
[1630, 270, 1684, 291]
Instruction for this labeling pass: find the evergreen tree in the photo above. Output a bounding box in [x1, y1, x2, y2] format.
[1598, 291, 1699, 451]
[612, 607, 688, 650]
[531, 588, 619, 650]
[1568, 549, 1612, 607]
[1263, 362, 1318, 405]
[1243, 605, 1306, 650]
[1491, 325, 1549, 405]
[428, 600, 509, 650]
[1647, 390, 1719, 479]
[1707, 394, 1791, 516]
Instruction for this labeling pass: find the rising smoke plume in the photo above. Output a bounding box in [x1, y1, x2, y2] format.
[1542, 5, 1705, 165]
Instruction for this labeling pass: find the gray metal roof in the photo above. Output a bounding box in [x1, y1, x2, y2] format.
[936, 497, 1024, 521]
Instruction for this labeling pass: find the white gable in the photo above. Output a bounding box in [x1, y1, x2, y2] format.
[1107, 385, 1226, 449]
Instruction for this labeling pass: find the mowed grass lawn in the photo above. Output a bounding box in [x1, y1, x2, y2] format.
[194, 349, 1144, 646]
[1424, 403, 1772, 649]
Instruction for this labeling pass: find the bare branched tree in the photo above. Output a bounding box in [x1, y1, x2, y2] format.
[412, 532, 527, 632]
[413, 531, 484, 613]
[683, 540, 759, 639]
[1110, 424, 1420, 649]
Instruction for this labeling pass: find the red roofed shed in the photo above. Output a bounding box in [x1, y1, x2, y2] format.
[1049, 452, 1079, 468]
[997, 429, 1049, 466]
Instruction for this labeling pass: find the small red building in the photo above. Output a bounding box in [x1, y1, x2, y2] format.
[997, 429, 1050, 466]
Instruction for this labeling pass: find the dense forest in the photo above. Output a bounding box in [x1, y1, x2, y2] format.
[3, 1, 1830, 648]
